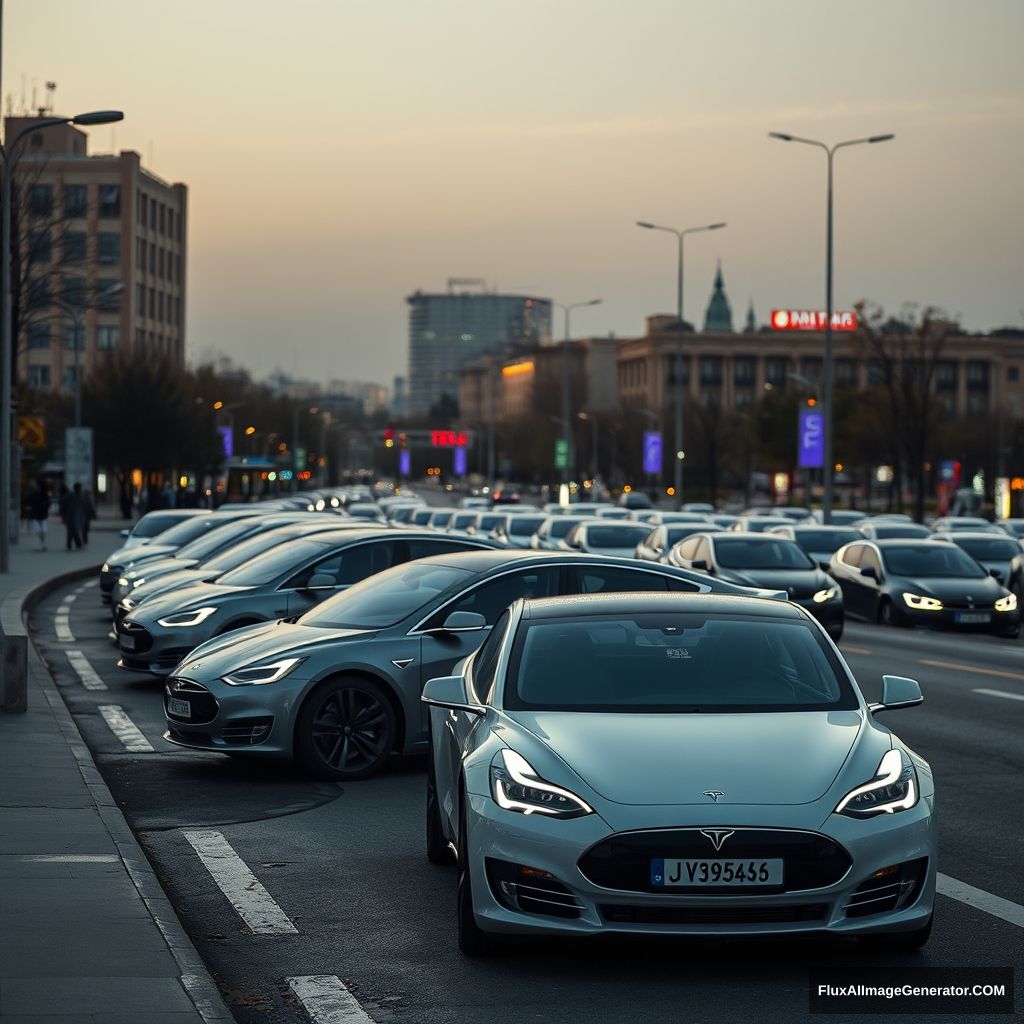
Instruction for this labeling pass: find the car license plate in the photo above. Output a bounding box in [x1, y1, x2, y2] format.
[651, 858, 783, 887]
[167, 697, 191, 719]
[955, 612, 991, 624]
[119, 634, 136, 652]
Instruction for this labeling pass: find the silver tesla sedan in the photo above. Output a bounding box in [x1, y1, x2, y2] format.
[423, 592, 936, 955]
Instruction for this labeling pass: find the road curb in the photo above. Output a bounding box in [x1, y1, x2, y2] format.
[19, 566, 235, 1024]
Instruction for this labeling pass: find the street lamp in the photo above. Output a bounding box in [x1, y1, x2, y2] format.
[636, 219, 726, 509]
[552, 299, 601, 486]
[768, 130, 894, 524]
[0, 108, 124, 572]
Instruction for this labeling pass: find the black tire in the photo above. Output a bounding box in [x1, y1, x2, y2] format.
[878, 597, 900, 628]
[860, 913, 932, 951]
[426, 738, 453, 865]
[457, 795, 492, 957]
[294, 677, 396, 781]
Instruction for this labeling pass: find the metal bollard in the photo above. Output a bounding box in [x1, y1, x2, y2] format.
[1, 633, 28, 712]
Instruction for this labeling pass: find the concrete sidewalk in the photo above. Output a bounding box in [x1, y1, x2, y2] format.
[0, 519, 233, 1022]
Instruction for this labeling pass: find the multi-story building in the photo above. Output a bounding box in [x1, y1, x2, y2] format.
[406, 282, 551, 416]
[8, 115, 188, 392]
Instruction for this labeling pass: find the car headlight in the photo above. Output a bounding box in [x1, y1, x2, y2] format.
[156, 606, 219, 628]
[490, 749, 593, 819]
[121, 597, 136, 611]
[131, 578, 146, 589]
[102, 562, 110, 573]
[222, 657, 305, 686]
[117, 577, 129, 587]
[902, 592, 943, 611]
[835, 748, 918, 818]
[813, 586, 838, 603]
[995, 592, 1018, 613]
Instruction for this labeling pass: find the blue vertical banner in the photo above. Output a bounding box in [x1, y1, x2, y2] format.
[797, 410, 824, 468]
[453, 447, 467, 477]
[217, 425, 233, 459]
[642, 431, 663, 475]
[399, 449, 411, 476]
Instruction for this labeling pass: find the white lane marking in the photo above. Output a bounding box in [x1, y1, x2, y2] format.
[82, 579, 98, 589]
[59, 593, 78, 611]
[973, 687, 1024, 703]
[97, 704, 155, 752]
[938, 873, 1024, 929]
[918, 658, 1024, 683]
[66, 650, 107, 691]
[287, 976, 374, 1024]
[183, 830, 298, 935]
[54, 613, 75, 642]
[19, 854, 119, 863]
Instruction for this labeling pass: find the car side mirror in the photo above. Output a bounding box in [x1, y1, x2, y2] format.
[305, 572, 336, 591]
[422, 610, 487, 636]
[819, 560, 831, 572]
[692, 559, 709, 571]
[860, 565, 878, 580]
[989, 568, 1004, 582]
[870, 675, 923, 713]
[421, 674, 485, 716]
[120, 528, 130, 538]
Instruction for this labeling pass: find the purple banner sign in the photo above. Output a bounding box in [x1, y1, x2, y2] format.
[642, 431, 662, 475]
[218, 425, 233, 459]
[453, 447, 467, 477]
[797, 410, 824, 469]
[399, 449, 411, 476]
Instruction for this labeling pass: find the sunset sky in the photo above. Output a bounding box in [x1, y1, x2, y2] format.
[7, 0, 1023, 389]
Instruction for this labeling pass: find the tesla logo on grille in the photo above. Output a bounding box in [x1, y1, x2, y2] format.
[699, 828, 735, 851]
[702, 790, 725, 802]
[966, 595, 974, 608]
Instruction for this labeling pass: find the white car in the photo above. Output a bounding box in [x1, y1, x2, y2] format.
[424, 592, 936, 955]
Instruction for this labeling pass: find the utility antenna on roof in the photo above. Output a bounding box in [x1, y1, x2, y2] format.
[44, 81, 57, 115]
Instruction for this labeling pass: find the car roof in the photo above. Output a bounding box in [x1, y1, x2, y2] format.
[933, 531, 1017, 542]
[410, 548, 686, 573]
[714, 531, 794, 542]
[792, 524, 860, 533]
[519, 591, 803, 620]
[872, 538, 945, 548]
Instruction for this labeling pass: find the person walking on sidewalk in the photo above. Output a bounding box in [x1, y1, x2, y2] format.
[26, 478, 51, 551]
[81, 488, 97, 547]
[64, 482, 89, 550]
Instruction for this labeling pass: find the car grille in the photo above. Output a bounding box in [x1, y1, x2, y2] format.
[156, 647, 193, 669]
[844, 858, 928, 919]
[579, 828, 852, 894]
[165, 678, 219, 725]
[600, 903, 828, 925]
[485, 859, 583, 920]
[120, 621, 154, 653]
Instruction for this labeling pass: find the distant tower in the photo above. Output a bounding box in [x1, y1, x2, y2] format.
[703, 260, 734, 332]
[744, 299, 757, 332]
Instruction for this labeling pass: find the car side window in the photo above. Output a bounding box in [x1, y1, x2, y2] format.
[425, 566, 560, 627]
[676, 536, 701, 561]
[571, 565, 671, 594]
[469, 609, 511, 703]
[281, 542, 396, 590]
[842, 543, 864, 567]
[862, 549, 882, 576]
[692, 538, 711, 564]
[404, 537, 485, 560]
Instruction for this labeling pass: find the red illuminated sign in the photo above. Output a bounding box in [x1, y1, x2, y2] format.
[431, 430, 468, 448]
[770, 309, 858, 331]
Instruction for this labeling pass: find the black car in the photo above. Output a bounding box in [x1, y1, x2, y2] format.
[665, 532, 844, 640]
[828, 539, 1019, 637]
[930, 532, 1024, 601]
[768, 524, 864, 566]
[634, 523, 722, 562]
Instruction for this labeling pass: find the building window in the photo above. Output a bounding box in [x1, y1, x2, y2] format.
[64, 231, 87, 264]
[159, 204, 166, 234]
[866, 360, 887, 386]
[835, 359, 857, 388]
[135, 327, 145, 347]
[149, 244, 156, 273]
[28, 229, 51, 264]
[735, 390, 753, 410]
[966, 393, 987, 416]
[96, 280, 122, 312]
[175, 296, 182, 326]
[28, 365, 51, 388]
[175, 253, 182, 282]
[935, 361, 957, 391]
[64, 184, 88, 219]
[28, 184, 54, 218]
[97, 325, 120, 351]
[27, 322, 51, 350]
[699, 356, 722, 386]
[157, 292, 165, 322]
[136, 282, 146, 312]
[733, 356, 755, 386]
[966, 361, 989, 391]
[764, 357, 788, 386]
[98, 184, 121, 218]
[799, 357, 822, 386]
[97, 232, 121, 265]
[1010, 366, 1020, 383]
[62, 365, 81, 390]
[62, 275, 87, 307]
[137, 237, 145, 270]
[149, 201, 156, 228]
[158, 248, 165, 278]
[148, 287, 156, 318]
[63, 320, 87, 351]
[27, 277, 50, 310]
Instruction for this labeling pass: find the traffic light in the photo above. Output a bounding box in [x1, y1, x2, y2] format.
[806, 397, 817, 407]
[384, 426, 395, 448]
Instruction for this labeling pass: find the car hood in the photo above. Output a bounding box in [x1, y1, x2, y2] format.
[128, 567, 218, 605]
[127, 582, 256, 623]
[104, 542, 177, 569]
[178, 620, 373, 676]
[508, 710, 863, 805]
[125, 555, 198, 581]
[893, 575, 1005, 602]
[718, 568, 830, 600]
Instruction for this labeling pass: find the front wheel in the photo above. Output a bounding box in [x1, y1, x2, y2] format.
[878, 597, 901, 628]
[294, 678, 396, 781]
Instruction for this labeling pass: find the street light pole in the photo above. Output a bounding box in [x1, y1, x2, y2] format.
[636, 220, 726, 509]
[0, 108, 123, 572]
[768, 131, 894, 524]
[553, 299, 601, 487]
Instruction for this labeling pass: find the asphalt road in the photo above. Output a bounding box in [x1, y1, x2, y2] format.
[29, 568, 1024, 1024]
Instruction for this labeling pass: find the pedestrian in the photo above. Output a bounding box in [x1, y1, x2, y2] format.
[82, 488, 97, 547]
[26, 478, 51, 551]
[64, 482, 88, 551]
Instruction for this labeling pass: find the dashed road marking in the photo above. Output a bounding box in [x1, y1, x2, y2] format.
[66, 650, 107, 691]
[81, 579, 98, 589]
[19, 854, 119, 863]
[938, 873, 1024, 929]
[918, 658, 1024, 683]
[54, 612, 75, 642]
[287, 976, 374, 1023]
[973, 687, 1024, 703]
[838, 644, 872, 656]
[183, 830, 298, 935]
[98, 704, 155, 752]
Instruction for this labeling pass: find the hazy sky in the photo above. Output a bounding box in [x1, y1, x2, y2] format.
[7, 0, 1023, 388]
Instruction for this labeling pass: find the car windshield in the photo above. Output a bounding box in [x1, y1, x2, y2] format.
[410, 509, 433, 525]
[883, 545, 987, 578]
[505, 613, 856, 712]
[176, 519, 266, 561]
[507, 516, 547, 536]
[548, 517, 582, 538]
[475, 514, 504, 531]
[715, 539, 814, 570]
[586, 525, 651, 547]
[742, 518, 791, 532]
[954, 538, 1019, 560]
[131, 512, 195, 538]
[430, 511, 453, 527]
[665, 525, 712, 545]
[792, 529, 862, 554]
[299, 563, 474, 629]
[147, 515, 237, 548]
[216, 538, 329, 586]
[873, 525, 930, 539]
[450, 512, 477, 529]
[202, 526, 313, 574]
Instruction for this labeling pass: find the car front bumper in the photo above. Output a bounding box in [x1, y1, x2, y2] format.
[116, 621, 214, 677]
[464, 793, 936, 939]
[900, 604, 1019, 634]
